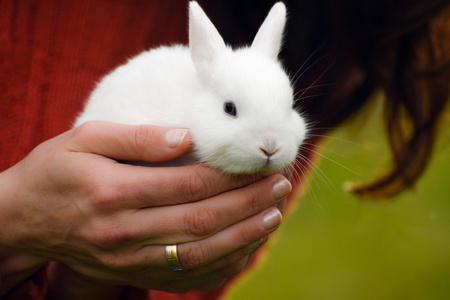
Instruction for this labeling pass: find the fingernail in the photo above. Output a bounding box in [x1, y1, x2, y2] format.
[272, 179, 292, 201]
[165, 129, 188, 148]
[263, 209, 282, 232]
[245, 239, 263, 252]
[261, 235, 269, 245]
[276, 198, 287, 215]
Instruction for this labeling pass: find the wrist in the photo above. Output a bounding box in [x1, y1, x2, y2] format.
[0, 166, 49, 297]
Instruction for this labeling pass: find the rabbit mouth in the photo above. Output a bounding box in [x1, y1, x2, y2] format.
[253, 157, 286, 173]
[263, 157, 275, 168]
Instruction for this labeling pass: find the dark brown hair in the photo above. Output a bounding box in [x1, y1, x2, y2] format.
[203, 0, 450, 198]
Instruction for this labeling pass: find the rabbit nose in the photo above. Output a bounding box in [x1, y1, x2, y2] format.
[260, 138, 279, 157]
[260, 147, 279, 157]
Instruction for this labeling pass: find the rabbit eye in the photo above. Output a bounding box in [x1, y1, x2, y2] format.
[223, 101, 237, 117]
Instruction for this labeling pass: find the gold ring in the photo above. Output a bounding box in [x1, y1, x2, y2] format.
[165, 244, 183, 271]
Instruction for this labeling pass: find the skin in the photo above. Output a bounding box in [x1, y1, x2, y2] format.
[0, 121, 291, 298]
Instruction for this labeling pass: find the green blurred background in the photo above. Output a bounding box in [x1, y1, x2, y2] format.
[227, 99, 450, 300]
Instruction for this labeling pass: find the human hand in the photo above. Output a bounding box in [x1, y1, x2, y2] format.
[0, 122, 291, 297]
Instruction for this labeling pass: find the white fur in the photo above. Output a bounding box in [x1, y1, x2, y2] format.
[75, 1, 307, 174]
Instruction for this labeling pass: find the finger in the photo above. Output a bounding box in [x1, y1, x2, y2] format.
[142, 208, 281, 290]
[108, 207, 280, 274]
[119, 175, 290, 244]
[194, 279, 228, 292]
[97, 164, 268, 208]
[69, 121, 192, 162]
[167, 257, 249, 293]
[276, 198, 287, 215]
[121, 240, 259, 283]
[176, 236, 266, 280]
[164, 176, 289, 243]
[196, 257, 250, 289]
[176, 207, 282, 269]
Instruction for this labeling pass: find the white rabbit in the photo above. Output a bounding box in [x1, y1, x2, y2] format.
[75, 1, 307, 174]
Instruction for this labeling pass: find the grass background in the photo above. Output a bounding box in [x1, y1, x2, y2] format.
[226, 99, 450, 300]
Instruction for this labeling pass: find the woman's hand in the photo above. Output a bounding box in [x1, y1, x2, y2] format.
[0, 122, 291, 297]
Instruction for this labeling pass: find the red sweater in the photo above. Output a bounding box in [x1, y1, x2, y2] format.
[0, 0, 188, 171]
[0, 1, 305, 299]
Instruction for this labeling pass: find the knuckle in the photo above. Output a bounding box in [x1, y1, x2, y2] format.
[85, 219, 131, 250]
[97, 253, 122, 269]
[97, 252, 132, 270]
[222, 258, 248, 278]
[133, 125, 156, 153]
[177, 170, 211, 202]
[181, 243, 212, 268]
[236, 224, 254, 245]
[243, 185, 263, 215]
[184, 206, 217, 237]
[72, 121, 95, 137]
[221, 250, 240, 266]
[70, 121, 103, 146]
[90, 181, 125, 211]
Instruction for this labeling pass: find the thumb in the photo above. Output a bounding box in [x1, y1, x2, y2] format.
[69, 121, 192, 163]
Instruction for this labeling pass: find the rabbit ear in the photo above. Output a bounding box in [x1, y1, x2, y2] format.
[189, 1, 226, 74]
[251, 2, 286, 61]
